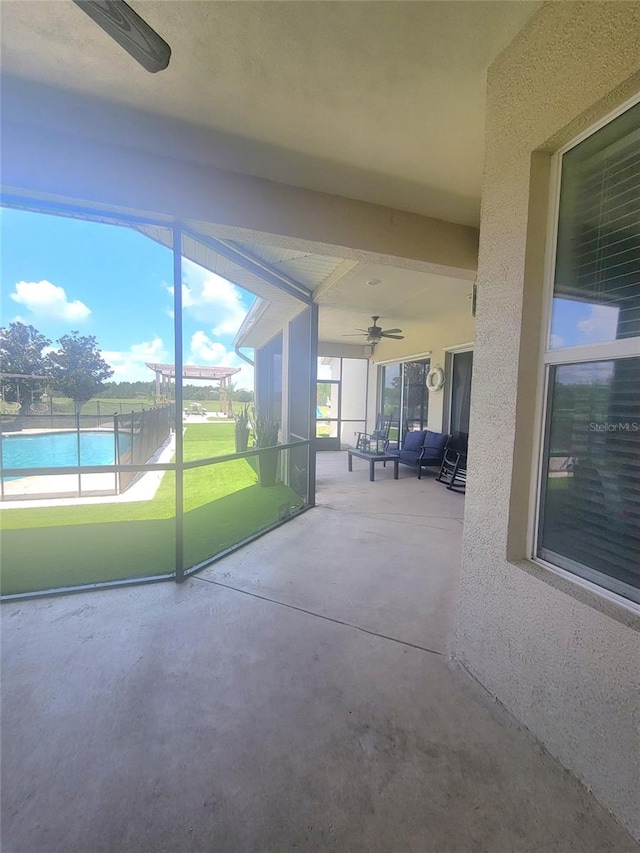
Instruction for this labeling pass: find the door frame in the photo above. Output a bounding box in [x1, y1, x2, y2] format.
[315, 377, 341, 450]
[443, 343, 474, 434]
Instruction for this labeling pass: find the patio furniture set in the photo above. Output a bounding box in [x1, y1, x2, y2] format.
[347, 417, 467, 490]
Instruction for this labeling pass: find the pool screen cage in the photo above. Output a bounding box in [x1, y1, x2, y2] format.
[0, 200, 318, 598]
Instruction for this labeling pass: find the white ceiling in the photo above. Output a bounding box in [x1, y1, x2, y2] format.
[0, 0, 540, 227]
[316, 260, 472, 343]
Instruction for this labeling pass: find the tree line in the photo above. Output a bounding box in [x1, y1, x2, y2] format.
[97, 381, 252, 403]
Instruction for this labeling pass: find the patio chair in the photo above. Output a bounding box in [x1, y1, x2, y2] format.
[436, 433, 468, 491]
[355, 414, 392, 452]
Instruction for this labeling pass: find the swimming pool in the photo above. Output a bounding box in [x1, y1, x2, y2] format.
[1, 431, 130, 474]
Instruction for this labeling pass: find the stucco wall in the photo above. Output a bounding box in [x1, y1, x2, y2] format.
[455, 1, 640, 838]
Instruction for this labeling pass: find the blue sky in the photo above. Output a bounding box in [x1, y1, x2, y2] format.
[550, 297, 620, 350]
[0, 208, 255, 389]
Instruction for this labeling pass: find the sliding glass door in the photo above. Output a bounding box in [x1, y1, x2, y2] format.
[402, 361, 430, 432]
[448, 349, 473, 438]
[380, 359, 430, 445]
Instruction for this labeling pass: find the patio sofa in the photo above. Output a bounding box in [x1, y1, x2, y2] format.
[387, 430, 449, 478]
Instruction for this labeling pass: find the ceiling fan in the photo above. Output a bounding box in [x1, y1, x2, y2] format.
[73, 0, 171, 73]
[343, 316, 404, 349]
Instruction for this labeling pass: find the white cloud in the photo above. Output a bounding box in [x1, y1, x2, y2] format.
[190, 330, 229, 363]
[189, 330, 254, 390]
[102, 336, 169, 383]
[576, 304, 620, 343]
[10, 280, 91, 323]
[168, 261, 251, 337]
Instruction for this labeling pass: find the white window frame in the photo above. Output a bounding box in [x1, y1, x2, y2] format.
[528, 94, 640, 612]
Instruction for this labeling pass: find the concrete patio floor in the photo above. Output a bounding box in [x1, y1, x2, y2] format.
[1, 452, 637, 852]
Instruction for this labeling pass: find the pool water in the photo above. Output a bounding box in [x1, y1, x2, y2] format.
[1, 431, 128, 473]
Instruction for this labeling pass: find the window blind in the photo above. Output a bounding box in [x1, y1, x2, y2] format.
[539, 357, 640, 601]
[554, 104, 640, 343]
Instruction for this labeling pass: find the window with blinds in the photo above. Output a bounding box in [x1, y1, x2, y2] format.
[538, 358, 640, 600]
[551, 102, 640, 348]
[538, 101, 640, 605]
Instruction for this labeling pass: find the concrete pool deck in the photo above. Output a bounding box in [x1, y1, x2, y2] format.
[3, 418, 236, 507]
[0, 432, 176, 507]
[2, 418, 234, 506]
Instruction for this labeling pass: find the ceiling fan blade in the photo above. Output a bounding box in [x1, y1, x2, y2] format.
[73, 0, 171, 73]
[342, 333, 367, 337]
[380, 333, 404, 340]
[381, 328, 402, 335]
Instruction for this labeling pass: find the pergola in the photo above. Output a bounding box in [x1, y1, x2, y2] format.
[145, 363, 241, 415]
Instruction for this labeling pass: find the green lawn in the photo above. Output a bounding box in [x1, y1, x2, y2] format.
[1, 423, 303, 595]
[188, 400, 247, 416]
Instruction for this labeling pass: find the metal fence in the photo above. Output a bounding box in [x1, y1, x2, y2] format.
[0, 405, 175, 500]
[0, 412, 110, 432]
[115, 405, 175, 491]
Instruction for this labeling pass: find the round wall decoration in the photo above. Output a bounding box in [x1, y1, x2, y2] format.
[426, 365, 445, 392]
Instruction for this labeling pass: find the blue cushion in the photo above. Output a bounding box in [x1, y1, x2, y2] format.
[423, 431, 448, 453]
[402, 430, 426, 452]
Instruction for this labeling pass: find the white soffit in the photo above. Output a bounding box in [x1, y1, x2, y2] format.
[233, 242, 346, 291]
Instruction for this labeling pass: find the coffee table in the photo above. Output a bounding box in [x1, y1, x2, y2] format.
[347, 449, 399, 482]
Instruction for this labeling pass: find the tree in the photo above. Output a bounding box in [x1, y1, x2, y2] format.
[223, 380, 238, 417]
[316, 383, 331, 407]
[48, 331, 114, 413]
[0, 322, 51, 415]
[100, 380, 155, 400]
[236, 388, 254, 403]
